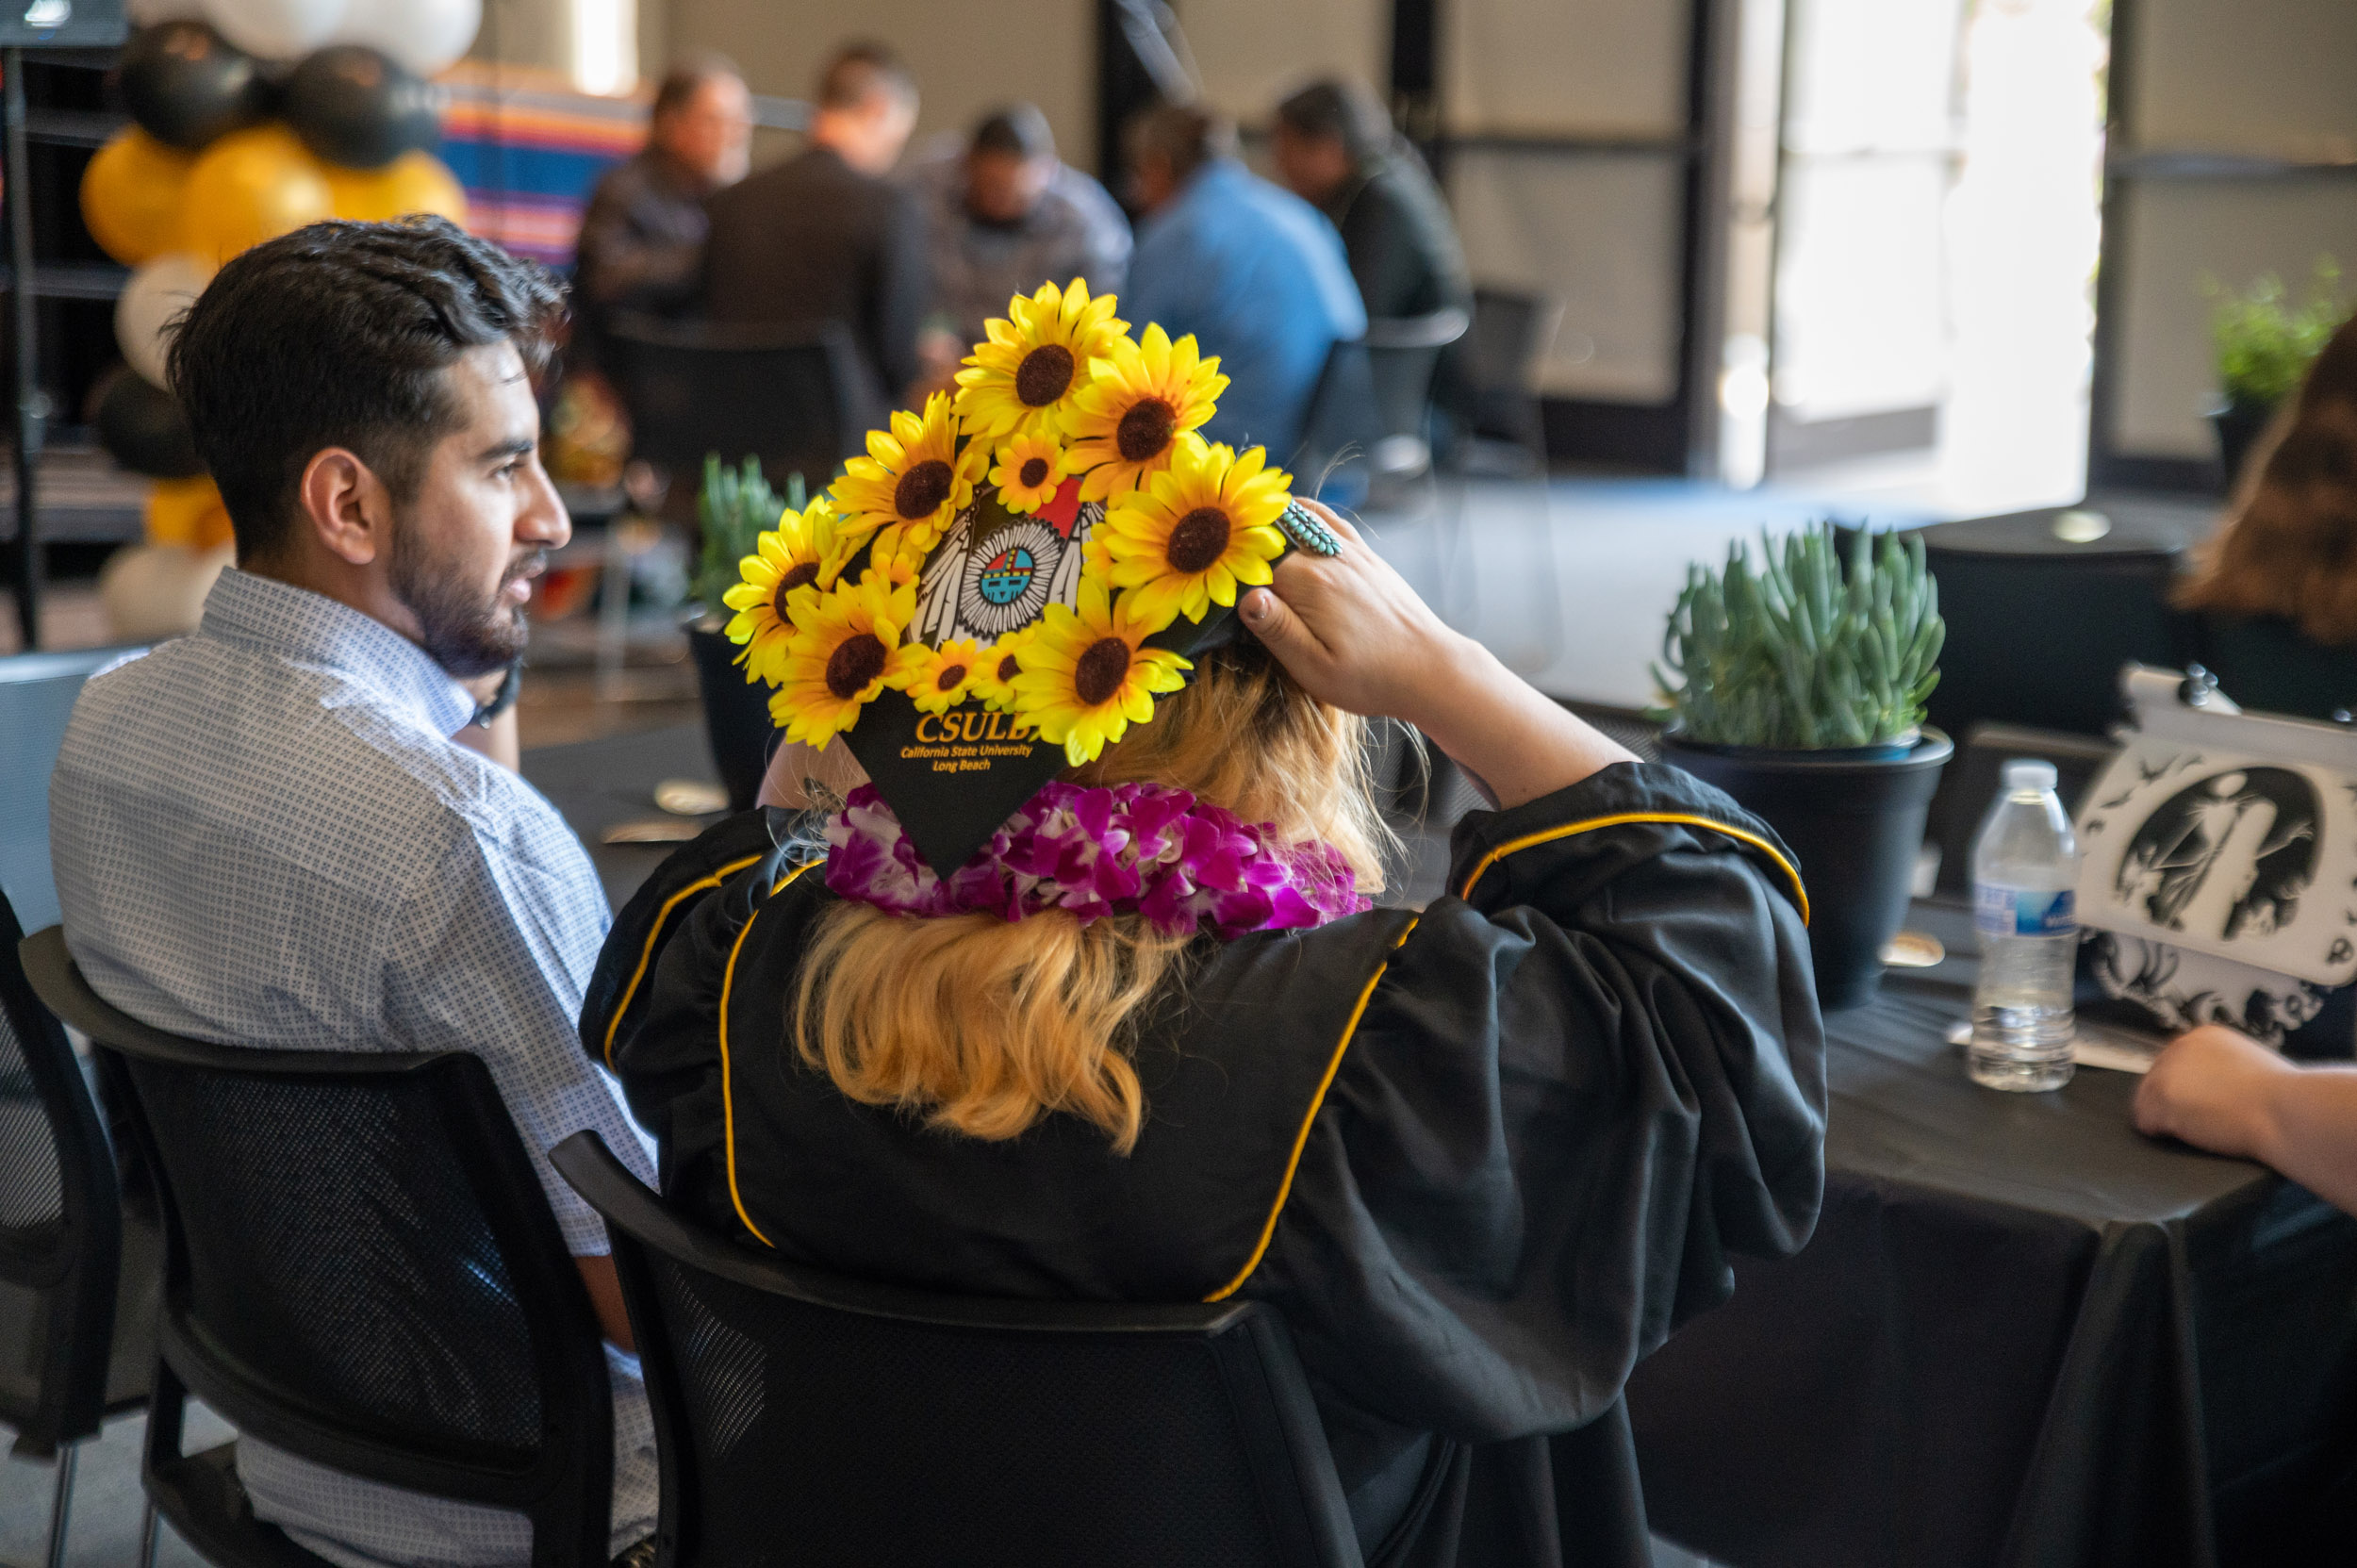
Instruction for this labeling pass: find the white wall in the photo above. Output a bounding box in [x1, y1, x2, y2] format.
[1442, 0, 1691, 401]
[2105, 0, 2357, 462]
[1185, 0, 1387, 127]
[664, 0, 1098, 171]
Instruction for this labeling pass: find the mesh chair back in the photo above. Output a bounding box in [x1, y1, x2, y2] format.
[605, 316, 880, 503]
[1292, 337, 1380, 501]
[551, 1133, 1362, 1568]
[0, 893, 124, 1455]
[1461, 289, 1560, 442]
[19, 928, 613, 1560]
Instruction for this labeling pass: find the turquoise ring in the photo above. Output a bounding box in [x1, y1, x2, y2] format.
[1277, 501, 1343, 557]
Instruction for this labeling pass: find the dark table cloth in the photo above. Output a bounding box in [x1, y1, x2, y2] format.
[1628, 900, 2357, 1568]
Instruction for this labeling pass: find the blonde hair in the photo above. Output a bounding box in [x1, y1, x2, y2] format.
[2177, 313, 2357, 644]
[791, 643, 1391, 1153]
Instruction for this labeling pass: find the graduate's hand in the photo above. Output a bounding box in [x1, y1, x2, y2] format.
[1236, 501, 1470, 723]
[1238, 500, 1635, 808]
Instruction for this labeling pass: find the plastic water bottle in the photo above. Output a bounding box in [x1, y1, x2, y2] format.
[1970, 760, 2079, 1092]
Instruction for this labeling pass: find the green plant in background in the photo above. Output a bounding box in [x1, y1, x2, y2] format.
[1653, 522, 1944, 750]
[692, 454, 805, 616]
[2204, 256, 2347, 410]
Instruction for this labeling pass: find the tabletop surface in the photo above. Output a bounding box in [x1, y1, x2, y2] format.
[521, 720, 725, 911]
[1920, 495, 2217, 559]
[1827, 900, 2272, 1228]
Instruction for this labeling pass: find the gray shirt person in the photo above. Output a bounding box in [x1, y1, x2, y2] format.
[913, 104, 1131, 351]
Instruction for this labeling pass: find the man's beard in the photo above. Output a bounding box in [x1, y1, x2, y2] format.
[388, 521, 543, 680]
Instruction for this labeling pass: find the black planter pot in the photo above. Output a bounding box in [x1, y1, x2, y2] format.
[1660, 729, 1953, 1012]
[2210, 399, 2277, 494]
[685, 619, 780, 811]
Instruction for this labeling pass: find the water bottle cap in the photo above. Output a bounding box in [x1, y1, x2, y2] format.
[2003, 759, 2058, 791]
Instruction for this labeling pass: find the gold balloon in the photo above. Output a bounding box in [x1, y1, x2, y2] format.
[80, 128, 196, 267]
[145, 473, 232, 552]
[178, 124, 335, 267]
[322, 152, 469, 225]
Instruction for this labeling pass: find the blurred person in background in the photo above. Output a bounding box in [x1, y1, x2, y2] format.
[571, 55, 752, 369]
[1272, 79, 1469, 324]
[2172, 311, 2357, 718]
[701, 41, 926, 411]
[1122, 103, 1364, 461]
[914, 103, 1130, 368]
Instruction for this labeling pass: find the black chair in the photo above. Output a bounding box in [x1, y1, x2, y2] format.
[1919, 518, 2198, 741]
[1293, 310, 1472, 504]
[548, 1131, 1363, 1568]
[20, 926, 618, 1568]
[1, 890, 158, 1568]
[1451, 288, 1563, 475]
[603, 315, 881, 518]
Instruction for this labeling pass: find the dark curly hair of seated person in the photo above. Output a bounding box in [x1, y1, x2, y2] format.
[165, 216, 566, 567]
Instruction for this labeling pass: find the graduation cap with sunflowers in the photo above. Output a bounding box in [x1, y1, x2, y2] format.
[719, 279, 1341, 883]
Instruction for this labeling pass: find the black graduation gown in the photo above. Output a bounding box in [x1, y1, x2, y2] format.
[584, 762, 1827, 1567]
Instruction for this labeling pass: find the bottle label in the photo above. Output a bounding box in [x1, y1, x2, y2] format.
[1976, 884, 2076, 937]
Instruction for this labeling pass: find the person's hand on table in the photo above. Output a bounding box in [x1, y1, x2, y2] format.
[2134, 1024, 2357, 1216]
[2132, 1025, 2292, 1161]
[1237, 500, 1635, 808]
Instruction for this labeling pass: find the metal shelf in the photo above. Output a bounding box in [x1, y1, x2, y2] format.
[0, 259, 125, 300]
[25, 107, 124, 147]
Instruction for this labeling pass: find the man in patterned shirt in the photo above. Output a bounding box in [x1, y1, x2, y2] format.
[48, 218, 659, 1568]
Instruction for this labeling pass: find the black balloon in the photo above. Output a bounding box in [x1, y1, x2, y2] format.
[283, 45, 439, 171]
[94, 367, 205, 480]
[118, 22, 268, 153]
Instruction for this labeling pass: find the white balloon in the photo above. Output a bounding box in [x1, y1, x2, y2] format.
[200, 0, 347, 60]
[327, 0, 480, 77]
[100, 541, 236, 642]
[116, 254, 214, 390]
[126, 0, 208, 25]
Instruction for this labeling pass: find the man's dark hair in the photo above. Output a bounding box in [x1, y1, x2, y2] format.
[816, 41, 915, 113]
[971, 103, 1054, 162]
[166, 217, 565, 562]
[651, 51, 741, 120]
[1125, 103, 1236, 187]
[1275, 79, 1394, 170]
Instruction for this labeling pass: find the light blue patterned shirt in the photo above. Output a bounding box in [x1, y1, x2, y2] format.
[49, 568, 657, 1568]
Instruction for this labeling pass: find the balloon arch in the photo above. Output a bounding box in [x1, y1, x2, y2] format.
[81, 0, 478, 626]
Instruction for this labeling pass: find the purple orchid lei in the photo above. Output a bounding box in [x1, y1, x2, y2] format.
[822, 781, 1371, 939]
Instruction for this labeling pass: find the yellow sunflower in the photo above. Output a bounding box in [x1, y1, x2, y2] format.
[1095, 441, 1292, 631]
[889, 638, 986, 716]
[990, 431, 1072, 515]
[954, 277, 1128, 441]
[1063, 323, 1228, 501]
[1011, 579, 1192, 765]
[719, 496, 861, 686]
[768, 572, 918, 747]
[830, 392, 988, 551]
[967, 624, 1039, 714]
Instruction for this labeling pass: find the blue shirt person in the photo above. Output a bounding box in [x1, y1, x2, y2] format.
[1120, 107, 1366, 463]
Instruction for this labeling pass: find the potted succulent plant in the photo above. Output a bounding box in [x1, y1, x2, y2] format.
[1654, 522, 1950, 1010]
[685, 455, 801, 810]
[2204, 257, 2345, 489]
